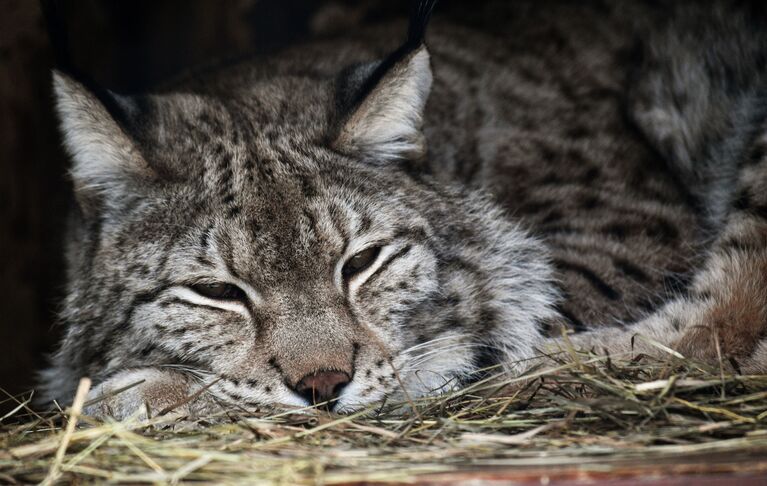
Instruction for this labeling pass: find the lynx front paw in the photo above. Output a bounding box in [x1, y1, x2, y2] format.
[673, 251, 767, 371]
[84, 369, 219, 421]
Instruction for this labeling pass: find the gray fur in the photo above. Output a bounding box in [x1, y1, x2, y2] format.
[42, 0, 767, 417]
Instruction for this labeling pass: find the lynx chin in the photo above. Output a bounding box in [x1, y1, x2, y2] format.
[42, 1, 767, 418]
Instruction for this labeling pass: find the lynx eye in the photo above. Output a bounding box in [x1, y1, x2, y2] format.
[190, 282, 247, 301]
[342, 246, 382, 279]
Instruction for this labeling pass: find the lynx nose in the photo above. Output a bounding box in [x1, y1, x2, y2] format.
[295, 370, 350, 405]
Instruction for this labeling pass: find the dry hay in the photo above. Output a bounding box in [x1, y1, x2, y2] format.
[2, 344, 767, 484]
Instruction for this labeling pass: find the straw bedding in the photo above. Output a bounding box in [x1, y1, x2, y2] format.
[3, 344, 767, 484]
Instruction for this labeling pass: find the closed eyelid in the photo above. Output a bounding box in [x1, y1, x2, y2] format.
[342, 246, 382, 279]
[185, 227, 265, 305]
[362, 244, 413, 287]
[343, 242, 415, 296]
[178, 272, 263, 306]
[169, 286, 251, 317]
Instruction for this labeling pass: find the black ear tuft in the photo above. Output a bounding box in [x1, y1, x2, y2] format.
[370, 0, 439, 85]
[335, 0, 439, 116]
[331, 1, 439, 162]
[405, 0, 439, 50]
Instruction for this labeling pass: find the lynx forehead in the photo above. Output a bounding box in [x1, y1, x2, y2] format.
[42, 1, 767, 418]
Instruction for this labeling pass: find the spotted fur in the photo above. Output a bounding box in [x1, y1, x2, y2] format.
[42, 0, 767, 418]
[566, 1, 767, 365]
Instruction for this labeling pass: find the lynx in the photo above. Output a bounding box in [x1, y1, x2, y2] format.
[42, 1, 767, 418]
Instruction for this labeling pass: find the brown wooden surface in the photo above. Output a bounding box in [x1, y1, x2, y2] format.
[411, 472, 766, 485]
[0, 0, 67, 407]
[348, 452, 767, 485]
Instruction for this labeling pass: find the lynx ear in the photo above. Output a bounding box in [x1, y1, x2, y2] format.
[333, 0, 437, 162]
[53, 71, 154, 210]
[334, 47, 432, 162]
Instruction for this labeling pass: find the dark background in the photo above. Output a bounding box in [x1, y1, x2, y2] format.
[0, 0, 413, 412]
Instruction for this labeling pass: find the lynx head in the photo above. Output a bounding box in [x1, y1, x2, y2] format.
[44, 2, 558, 412]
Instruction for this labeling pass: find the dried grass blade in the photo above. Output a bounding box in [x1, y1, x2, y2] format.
[41, 377, 91, 486]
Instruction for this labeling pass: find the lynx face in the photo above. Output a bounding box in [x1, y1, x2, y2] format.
[43, 42, 559, 412]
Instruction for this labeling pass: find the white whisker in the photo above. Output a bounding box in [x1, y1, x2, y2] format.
[400, 333, 470, 354]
